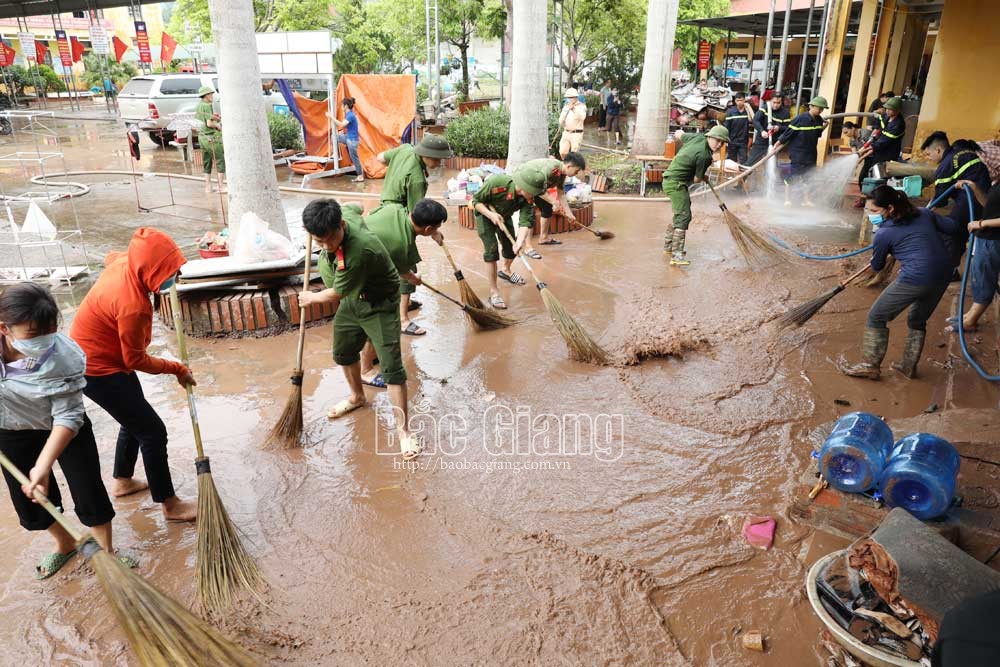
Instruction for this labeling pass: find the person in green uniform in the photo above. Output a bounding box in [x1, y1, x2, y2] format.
[472, 168, 547, 309]
[515, 152, 587, 247]
[662, 125, 730, 266]
[376, 135, 453, 213]
[298, 198, 422, 460]
[195, 86, 224, 194]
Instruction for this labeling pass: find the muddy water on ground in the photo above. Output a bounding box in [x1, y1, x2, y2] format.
[1, 121, 998, 666]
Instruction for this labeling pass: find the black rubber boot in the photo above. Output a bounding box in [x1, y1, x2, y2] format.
[839, 327, 889, 380]
[891, 329, 926, 379]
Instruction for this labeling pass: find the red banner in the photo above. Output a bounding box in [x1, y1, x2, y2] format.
[112, 35, 129, 63]
[134, 21, 151, 63]
[70, 36, 85, 62]
[0, 41, 11, 67]
[34, 39, 48, 65]
[160, 32, 177, 63]
[697, 40, 711, 71]
[55, 29, 72, 67]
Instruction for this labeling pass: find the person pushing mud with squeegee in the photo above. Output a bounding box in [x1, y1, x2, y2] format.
[662, 125, 730, 266]
[298, 198, 423, 460]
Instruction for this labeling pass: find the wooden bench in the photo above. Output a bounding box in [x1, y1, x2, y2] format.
[633, 154, 672, 197]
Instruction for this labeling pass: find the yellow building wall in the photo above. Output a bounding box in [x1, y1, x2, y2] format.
[915, 0, 1000, 147]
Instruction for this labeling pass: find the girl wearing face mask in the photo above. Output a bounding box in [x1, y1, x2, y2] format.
[840, 185, 960, 380]
[0, 282, 127, 579]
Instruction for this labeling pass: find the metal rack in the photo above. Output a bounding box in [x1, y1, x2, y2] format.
[0, 110, 90, 287]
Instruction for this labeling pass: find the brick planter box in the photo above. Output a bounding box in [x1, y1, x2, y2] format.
[444, 156, 507, 171]
[157, 283, 334, 338]
[456, 201, 594, 236]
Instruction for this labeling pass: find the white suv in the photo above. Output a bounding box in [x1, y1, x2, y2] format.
[119, 73, 287, 146]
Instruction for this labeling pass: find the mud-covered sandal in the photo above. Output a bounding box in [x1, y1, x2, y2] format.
[400, 434, 423, 461]
[327, 398, 366, 419]
[36, 550, 76, 580]
[489, 294, 507, 310]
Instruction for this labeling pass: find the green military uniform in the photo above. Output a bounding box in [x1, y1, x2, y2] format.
[663, 133, 714, 232]
[195, 86, 224, 175]
[472, 174, 536, 262]
[365, 202, 422, 296]
[516, 158, 565, 218]
[380, 144, 427, 213]
[318, 205, 405, 384]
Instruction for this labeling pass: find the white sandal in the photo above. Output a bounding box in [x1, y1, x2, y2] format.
[400, 434, 423, 461]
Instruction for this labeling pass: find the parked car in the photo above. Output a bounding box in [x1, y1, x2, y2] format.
[118, 73, 285, 146]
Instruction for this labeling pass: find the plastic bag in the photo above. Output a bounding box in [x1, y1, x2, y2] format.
[21, 202, 57, 240]
[565, 183, 593, 205]
[232, 211, 296, 263]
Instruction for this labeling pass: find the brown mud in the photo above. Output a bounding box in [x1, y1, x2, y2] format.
[1, 118, 999, 666]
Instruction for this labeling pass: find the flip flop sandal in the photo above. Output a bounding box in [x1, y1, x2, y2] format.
[400, 434, 424, 461]
[498, 271, 526, 286]
[539, 239, 562, 245]
[489, 294, 507, 309]
[362, 373, 387, 388]
[36, 550, 76, 580]
[327, 398, 366, 420]
[524, 250, 543, 259]
[407, 300, 423, 312]
[401, 322, 427, 336]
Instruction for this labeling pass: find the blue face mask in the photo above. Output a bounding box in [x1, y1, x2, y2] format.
[160, 276, 176, 291]
[9, 332, 56, 359]
[868, 213, 885, 226]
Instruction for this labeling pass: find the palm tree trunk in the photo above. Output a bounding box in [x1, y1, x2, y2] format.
[506, 0, 548, 168]
[632, 0, 680, 155]
[208, 0, 288, 238]
[502, 0, 513, 107]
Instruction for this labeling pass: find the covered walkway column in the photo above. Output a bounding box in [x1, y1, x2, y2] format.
[844, 0, 880, 115]
[814, 0, 852, 164]
[868, 0, 898, 99]
[914, 0, 1000, 147]
[883, 5, 909, 93]
[890, 12, 927, 94]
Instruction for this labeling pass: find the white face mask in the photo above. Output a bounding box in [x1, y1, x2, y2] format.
[8, 332, 56, 359]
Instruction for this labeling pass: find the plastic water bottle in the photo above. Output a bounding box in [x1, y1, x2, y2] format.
[879, 433, 960, 520]
[819, 412, 894, 493]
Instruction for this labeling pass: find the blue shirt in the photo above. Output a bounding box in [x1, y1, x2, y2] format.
[777, 111, 826, 165]
[345, 110, 359, 142]
[871, 208, 958, 286]
[0, 333, 87, 434]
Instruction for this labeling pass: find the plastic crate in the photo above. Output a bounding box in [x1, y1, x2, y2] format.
[900, 175, 923, 197]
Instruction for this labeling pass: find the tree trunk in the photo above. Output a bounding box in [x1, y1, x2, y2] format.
[502, 0, 513, 107]
[632, 0, 680, 155]
[507, 0, 548, 167]
[208, 0, 288, 238]
[460, 44, 470, 99]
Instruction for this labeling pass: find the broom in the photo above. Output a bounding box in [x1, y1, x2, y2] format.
[168, 285, 265, 616]
[494, 216, 607, 364]
[778, 264, 873, 328]
[707, 182, 783, 264]
[863, 255, 895, 288]
[439, 241, 486, 310]
[266, 236, 313, 449]
[565, 213, 615, 239]
[0, 451, 257, 666]
[422, 280, 517, 330]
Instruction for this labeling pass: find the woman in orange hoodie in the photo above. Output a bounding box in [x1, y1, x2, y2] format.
[69, 228, 197, 522]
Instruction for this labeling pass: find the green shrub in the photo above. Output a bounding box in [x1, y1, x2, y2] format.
[446, 107, 562, 158]
[267, 112, 304, 151]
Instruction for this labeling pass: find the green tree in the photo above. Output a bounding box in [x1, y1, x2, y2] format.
[81, 55, 139, 90]
[438, 0, 506, 99]
[329, 0, 396, 74]
[166, 0, 332, 43]
[369, 0, 426, 71]
[676, 0, 727, 71]
[551, 0, 646, 84]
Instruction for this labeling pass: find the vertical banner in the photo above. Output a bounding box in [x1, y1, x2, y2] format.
[697, 40, 712, 71]
[89, 25, 109, 55]
[18, 32, 35, 62]
[56, 30, 73, 67]
[134, 21, 151, 63]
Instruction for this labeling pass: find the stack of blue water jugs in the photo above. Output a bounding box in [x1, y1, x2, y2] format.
[818, 412, 960, 520]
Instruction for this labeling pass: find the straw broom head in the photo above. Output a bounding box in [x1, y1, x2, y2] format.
[457, 278, 486, 310]
[538, 286, 608, 364]
[721, 208, 783, 265]
[593, 228, 615, 239]
[777, 284, 845, 328]
[464, 304, 517, 331]
[84, 540, 258, 666]
[196, 461, 266, 616]
[266, 372, 303, 449]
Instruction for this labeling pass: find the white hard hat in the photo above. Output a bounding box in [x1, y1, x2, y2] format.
[563, 87, 579, 99]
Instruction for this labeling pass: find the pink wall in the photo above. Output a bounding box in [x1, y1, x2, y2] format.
[730, 0, 829, 14]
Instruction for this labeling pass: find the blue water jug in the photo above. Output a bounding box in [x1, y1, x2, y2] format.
[819, 412, 894, 493]
[879, 433, 960, 520]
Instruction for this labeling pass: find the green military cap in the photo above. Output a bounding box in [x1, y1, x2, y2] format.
[808, 96, 829, 109]
[706, 125, 730, 142]
[414, 134, 454, 159]
[512, 166, 546, 196]
[883, 96, 902, 111]
[198, 85, 216, 98]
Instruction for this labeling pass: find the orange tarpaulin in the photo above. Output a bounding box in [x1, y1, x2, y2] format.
[335, 74, 417, 179]
[292, 92, 334, 159]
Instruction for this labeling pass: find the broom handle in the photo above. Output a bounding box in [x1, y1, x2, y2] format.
[567, 215, 601, 237]
[168, 284, 206, 460]
[293, 235, 313, 375]
[0, 451, 85, 542]
[840, 264, 873, 288]
[439, 242, 464, 278]
[493, 212, 544, 285]
[421, 280, 466, 310]
[706, 182, 728, 211]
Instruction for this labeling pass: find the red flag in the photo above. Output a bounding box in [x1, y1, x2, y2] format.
[160, 32, 177, 64]
[112, 35, 129, 63]
[70, 36, 86, 63]
[0, 42, 13, 67]
[34, 39, 48, 64]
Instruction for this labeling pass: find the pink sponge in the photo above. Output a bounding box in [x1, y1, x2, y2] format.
[742, 516, 776, 550]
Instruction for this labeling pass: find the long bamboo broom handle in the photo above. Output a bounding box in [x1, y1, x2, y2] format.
[706, 182, 729, 211]
[838, 264, 874, 289]
[566, 216, 602, 237]
[168, 284, 206, 460]
[493, 214, 545, 286]
[439, 242, 466, 280]
[421, 280, 467, 310]
[292, 235, 313, 377]
[0, 451, 85, 542]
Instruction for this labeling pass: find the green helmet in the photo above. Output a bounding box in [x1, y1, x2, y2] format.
[414, 134, 453, 160]
[883, 96, 902, 111]
[198, 85, 216, 98]
[512, 166, 547, 196]
[706, 125, 730, 143]
[808, 96, 829, 109]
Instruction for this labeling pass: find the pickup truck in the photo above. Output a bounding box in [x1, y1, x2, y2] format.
[119, 73, 287, 145]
